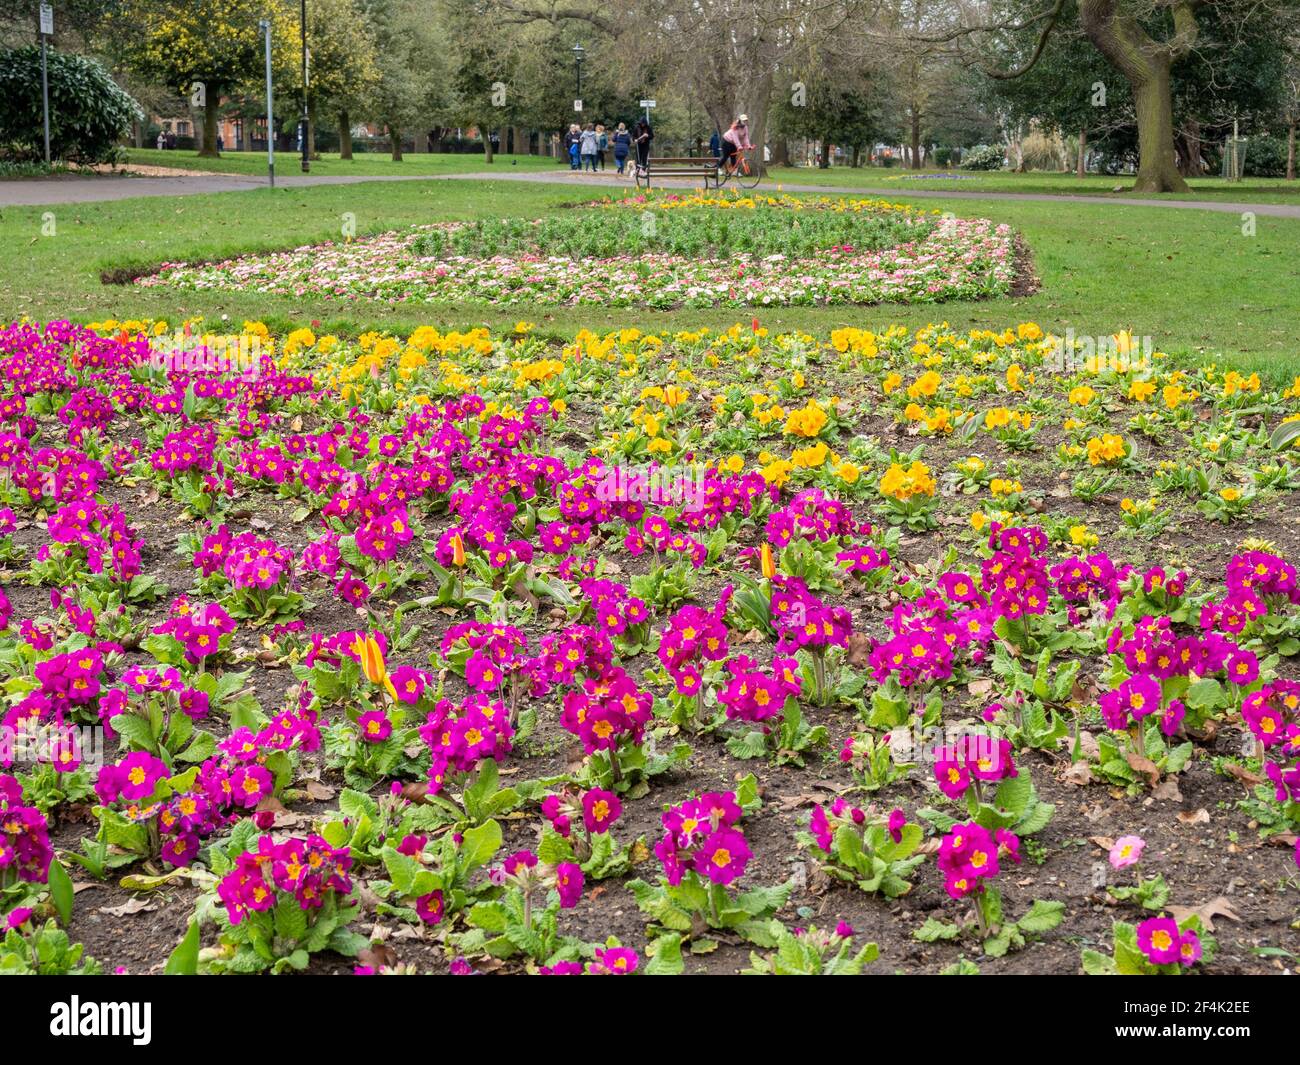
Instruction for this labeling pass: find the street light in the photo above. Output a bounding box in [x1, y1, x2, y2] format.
[260, 18, 274, 188]
[300, 0, 310, 173]
[572, 43, 585, 111]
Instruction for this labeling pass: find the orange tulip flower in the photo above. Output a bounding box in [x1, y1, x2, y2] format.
[353, 634, 398, 700]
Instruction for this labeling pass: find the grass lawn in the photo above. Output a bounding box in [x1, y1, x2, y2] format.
[768, 165, 1300, 204]
[4, 175, 1299, 384]
[120, 147, 562, 177]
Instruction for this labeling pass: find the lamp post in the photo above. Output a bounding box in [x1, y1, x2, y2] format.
[572, 43, 585, 113]
[300, 0, 310, 173]
[260, 18, 274, 187]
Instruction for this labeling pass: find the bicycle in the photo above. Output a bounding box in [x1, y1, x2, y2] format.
[714, 146, 762, 190]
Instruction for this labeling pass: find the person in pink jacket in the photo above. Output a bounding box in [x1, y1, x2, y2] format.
[720, 114, 753, 174]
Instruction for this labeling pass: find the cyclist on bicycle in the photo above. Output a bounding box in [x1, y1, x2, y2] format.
[720, 114, 753, 174]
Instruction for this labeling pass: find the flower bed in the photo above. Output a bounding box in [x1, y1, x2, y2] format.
[134, 195, 1017, 309]
[1, 315, 1298, 975]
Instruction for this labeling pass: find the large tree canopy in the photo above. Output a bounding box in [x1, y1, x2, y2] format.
[108, 0, 299, 156]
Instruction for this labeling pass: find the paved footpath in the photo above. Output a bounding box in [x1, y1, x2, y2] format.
[3, 166, 1298, 218]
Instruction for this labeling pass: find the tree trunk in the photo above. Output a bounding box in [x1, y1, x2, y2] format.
[1079, 0, 1191, 193]
[745, 70, 774, 176]
[1130, 62, 1186, 191]
[771, 138, 789, 166]
[390, 126, 403, 161]
[910, 108, 921, 169]
[338, 111, 352, 160]
[483, 127, 495, 163]
[1287, 120, 1296, 181]
[1077, 126, 1086, 176]
[199, 92, 221, 157]
[1176, 117, 1203, 176]
[819, 135, 831, 169]
[306, 100, 318, 160]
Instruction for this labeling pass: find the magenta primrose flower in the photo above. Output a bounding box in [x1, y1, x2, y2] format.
[655, 791, 751, 887]
[1135, 916, 1185, 966]
[588, 947, 639, 975]
[357, 709, 393, 744]
[581, 788, 622, 834]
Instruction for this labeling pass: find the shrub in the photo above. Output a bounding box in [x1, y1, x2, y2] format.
[0, 47, 142, 164]
[960, 144, 1007, 171]
[1243, 135, 1289, 178]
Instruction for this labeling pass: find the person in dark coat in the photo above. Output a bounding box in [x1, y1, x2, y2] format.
[612, 122, 632, 174]
[634, 119, 653, 174]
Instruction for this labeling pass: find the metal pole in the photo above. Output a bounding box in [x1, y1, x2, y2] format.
[300, 0, 310, 172]
[262, 18, 274, 188]
[41, 33, 50, 164]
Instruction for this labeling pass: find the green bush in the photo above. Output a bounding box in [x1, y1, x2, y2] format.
[1242, 135, 1290, 178]
[0, 47, 141, 163]
[959, 144, 1007, 171]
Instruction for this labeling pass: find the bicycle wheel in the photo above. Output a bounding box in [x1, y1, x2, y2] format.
[737, 150, 762, 189]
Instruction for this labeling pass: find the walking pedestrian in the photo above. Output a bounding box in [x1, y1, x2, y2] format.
[579, 124, 599, 172]
[596, 123, 608, 171]
[612, 122, 632, 175]
[564, 123, 581, 170]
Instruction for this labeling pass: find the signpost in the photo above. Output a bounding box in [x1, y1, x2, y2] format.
[260, 18, 274, 187]
[640, 99, 656, 125]
[39, 3, 53, 164]
[300, 0, 310, 173]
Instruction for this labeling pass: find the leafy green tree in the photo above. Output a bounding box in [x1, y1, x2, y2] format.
[985, 0, 1296, 178]
[109, 0, 299, 157]
[303, 0, 380, 158]
[772, 78, 883, 167]
[359, 0, 452, 159]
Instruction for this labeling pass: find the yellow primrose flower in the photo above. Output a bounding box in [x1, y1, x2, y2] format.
[879, 461, 936, 502]
[1128, 379, 1156, 402]
[1069, 524, 1098, 547]
[783, 400, 829, 439]
[1086, 433, 1127, 467]
[908, 371, 942, 400]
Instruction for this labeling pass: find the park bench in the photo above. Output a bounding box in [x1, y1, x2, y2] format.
[635, 155, 721, 189]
